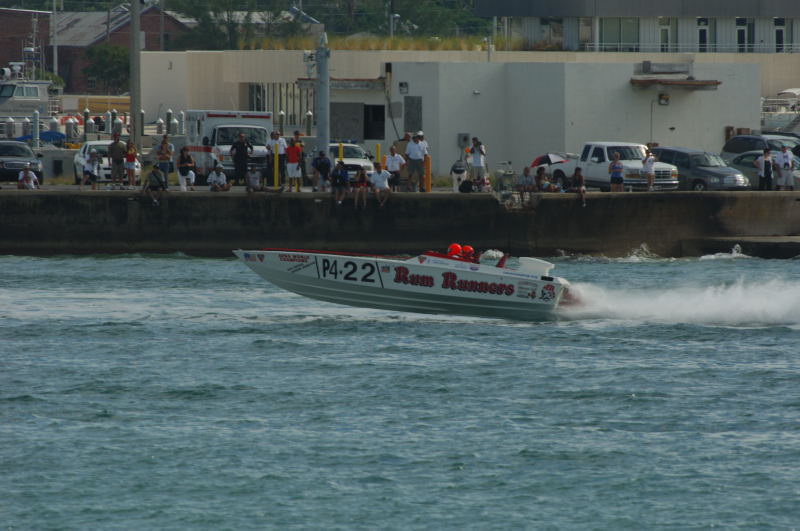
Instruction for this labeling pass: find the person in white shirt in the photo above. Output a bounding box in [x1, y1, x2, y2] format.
[776, 145, 795, 191]
[754, 148, 775, 191]
[17, 163, 40, 189]
[207, 163, 231, 192]
[384, 145, 405, 191]
[371, 162, 392, 207]
[642, 149, 656, 191]
[469, 137, 486, 182]
[245, 164, 263, 193]
[81, 149, 101, 190]
[267, 131, 288, 184]
[405, 134, 427, 192]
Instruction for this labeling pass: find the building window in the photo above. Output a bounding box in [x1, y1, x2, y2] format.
[774, 18, 786, 27]
[735, 18, 754, 52]
[87, 77, 96, 91]
[600, 18, 639, 51]
[363, 105, 385, 140]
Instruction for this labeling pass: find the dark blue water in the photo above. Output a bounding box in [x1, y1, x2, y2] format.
[2, 250, 800, 528]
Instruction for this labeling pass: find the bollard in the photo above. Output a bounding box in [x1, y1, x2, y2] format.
[178, 110, 185, 135]
[155, 117, 164, 135]
[49, 115, 59, 132]
[278, 110, 285, 135]
[85, 117, 95, 134]
[140, 109, 146, 137]
[6, 117, 15, 139]
[65, 117, 76, 140]
[424, 154, 432, 192]
[305, 110, 313, 137]
[113, 117, 123, 135]
[110, 109, 118, 128]
[338, 142, 344, 161]
[104, 111, 112, 133]
[32, 110, 39, 148]
[21, 117, 31, 137]
[165, 109, 173, 134]
[170, 117, 179, 136]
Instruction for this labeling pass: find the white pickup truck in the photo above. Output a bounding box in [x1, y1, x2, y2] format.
[548, 142, 679, 191]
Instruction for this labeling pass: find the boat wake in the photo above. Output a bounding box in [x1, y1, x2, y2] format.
[560, 277, 800, 327]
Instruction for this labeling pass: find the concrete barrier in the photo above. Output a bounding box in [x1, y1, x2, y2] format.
[0, 190, 798, 257]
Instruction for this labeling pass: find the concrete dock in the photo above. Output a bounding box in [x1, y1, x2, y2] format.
[1, 188, 799, 258]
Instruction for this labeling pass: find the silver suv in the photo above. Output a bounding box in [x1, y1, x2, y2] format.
[720, 134, 799, 162]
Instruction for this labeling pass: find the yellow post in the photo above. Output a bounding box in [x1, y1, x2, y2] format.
[273, 146, 279, 188]
[424, 154, 432, 192]
[375, 143, 381, 164]
[338, 142, 344, 161]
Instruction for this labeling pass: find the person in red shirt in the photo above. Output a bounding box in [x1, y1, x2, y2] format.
[286, 139, 303, 192]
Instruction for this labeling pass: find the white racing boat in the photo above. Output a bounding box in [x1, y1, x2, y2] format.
[233, 247, 575, 321]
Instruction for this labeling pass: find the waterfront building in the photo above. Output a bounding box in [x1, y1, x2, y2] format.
[474, 0, 800, 53]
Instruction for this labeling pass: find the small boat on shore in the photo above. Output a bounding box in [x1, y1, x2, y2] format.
[233, 247, 574, 321]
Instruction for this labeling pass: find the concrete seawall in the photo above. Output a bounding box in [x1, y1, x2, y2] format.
[1, 190, 799, 257]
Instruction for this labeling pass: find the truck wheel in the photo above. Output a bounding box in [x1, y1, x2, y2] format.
[692, 180, 707, 191]
[553, 170, 567, 189]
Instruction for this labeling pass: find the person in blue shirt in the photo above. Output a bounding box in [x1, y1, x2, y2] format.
[330, 160, 350, 205]
[311, 150, 332, 192]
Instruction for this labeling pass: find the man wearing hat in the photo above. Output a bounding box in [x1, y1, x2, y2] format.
[207, 162, 231, 192]
[17, 162, 40, 190]
[405, 131, 428, 192]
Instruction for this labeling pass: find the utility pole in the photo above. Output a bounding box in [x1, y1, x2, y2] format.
[52, 0, 58, 76]
[315, 32, 330, 159]
[131, 0, 141, 148]
[160, 0, 165, 51]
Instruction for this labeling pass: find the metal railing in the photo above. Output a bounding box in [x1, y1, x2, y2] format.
[582, 42, 800, 53]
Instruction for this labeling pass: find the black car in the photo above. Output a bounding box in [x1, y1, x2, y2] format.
[0, 141, 44, 184]
[651, 147, 749, 191]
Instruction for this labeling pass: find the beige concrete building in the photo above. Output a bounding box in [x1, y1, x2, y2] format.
[142, 49, 780, 174]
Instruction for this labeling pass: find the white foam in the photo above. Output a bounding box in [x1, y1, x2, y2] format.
[561, 277, 800, 327]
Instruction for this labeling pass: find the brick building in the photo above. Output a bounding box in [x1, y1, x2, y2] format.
[54, 4, 188, 93]
[0, 8, 51, 73]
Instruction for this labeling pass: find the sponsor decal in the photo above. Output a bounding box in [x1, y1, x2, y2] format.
[540, 284, 556, 301]
[243, 252, 257, 262]
[279, 253, 309, 263]
[418, 256, 427, 264]
[516, 281, 538, 299]
[380, 265, 390, 273]
[469, 265, 480, 271]
[393, 266, 434, 287]
[441, 272, 515, 296]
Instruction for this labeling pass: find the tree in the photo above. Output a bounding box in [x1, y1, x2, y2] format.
[83, 44, 129, 94]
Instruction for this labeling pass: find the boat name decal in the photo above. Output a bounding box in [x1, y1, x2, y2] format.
[441, 272, 515, 296]
[393, 266, 434, 287]
[279, 253, 310, 263]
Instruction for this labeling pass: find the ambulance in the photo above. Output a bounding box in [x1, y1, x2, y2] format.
[185, 110, 273, 181]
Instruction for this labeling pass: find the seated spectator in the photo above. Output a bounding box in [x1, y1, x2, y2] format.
[17, 163, 40, 190]
[569, 167, 587, 207]
[353, 167, 370, 209]
[142, 166, 167, 206]
[207, 163, 231, 192]
[245, 164, 263, 193]
[331, 160, 350, 205]
[534, 166, 559, 192]
[371, 162, 392, 207]
[516, 166, 535, 200]
[311, 150, 332, 192]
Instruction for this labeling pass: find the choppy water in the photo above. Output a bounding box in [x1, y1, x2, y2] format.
[2, 249, 800, 528]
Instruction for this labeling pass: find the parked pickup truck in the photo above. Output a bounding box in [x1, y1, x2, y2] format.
[549, 141, 679, 191]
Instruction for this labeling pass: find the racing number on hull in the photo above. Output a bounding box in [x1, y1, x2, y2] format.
[321, 259, 376, 283]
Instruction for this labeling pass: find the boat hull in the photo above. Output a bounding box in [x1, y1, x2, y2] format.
[234, 249, 569, 321]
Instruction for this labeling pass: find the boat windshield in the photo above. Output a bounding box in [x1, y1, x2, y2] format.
[0, 143, 34, 157]
[608, 146, 646, 160]
[691, 153, 726, 167]
[330, 145, 368, 159]
[0, 84, 15, 97]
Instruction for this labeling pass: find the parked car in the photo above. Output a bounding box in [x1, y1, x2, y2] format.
[0, 140, 44, 184]
[720, 134, 800, 162]
[73, 140, 141, 184]
[728, 149, 800, 189]
[651, 147, 749, 191]
[328, 142, 374, 178]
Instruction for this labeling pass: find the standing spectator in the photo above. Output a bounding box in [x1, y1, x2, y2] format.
[292, 131, 307, 184]
[754, 148, 776, 191]
[416, 131, 429, 192]
[108, 132, 127, 190]
[331, 160, 349, 205]
[141, 165, 167, 206]
[608, 151, 625, 192]
[81, 149, 101, 190]
[569, 167, 587, 207]
[156, 134, 174, 189]
[642, 149, 656, 191]
[207, 163, 231, 192]
[230, 132, 253, 186]
[311, 150, 332, 192]
[286, 138, 303, 192]
[469, 137, 487, 184]
[245, 164, 263, 193]
[177, 146, 196, 191]
[371, 162, 392, 207]
[17, 163, 40, 189]
[385, 145, 405, 192]
[776, 145, 795, 191]
[353, 167, 370, 209]
[267, 131, 287, 184]
[405, 133, 427, 192]
[124, 139, 139, 188]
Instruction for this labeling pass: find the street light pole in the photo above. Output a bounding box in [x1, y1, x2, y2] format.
[131, 0, 141, 148]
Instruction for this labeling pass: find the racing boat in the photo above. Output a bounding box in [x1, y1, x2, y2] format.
[233, 247, 574, 321]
